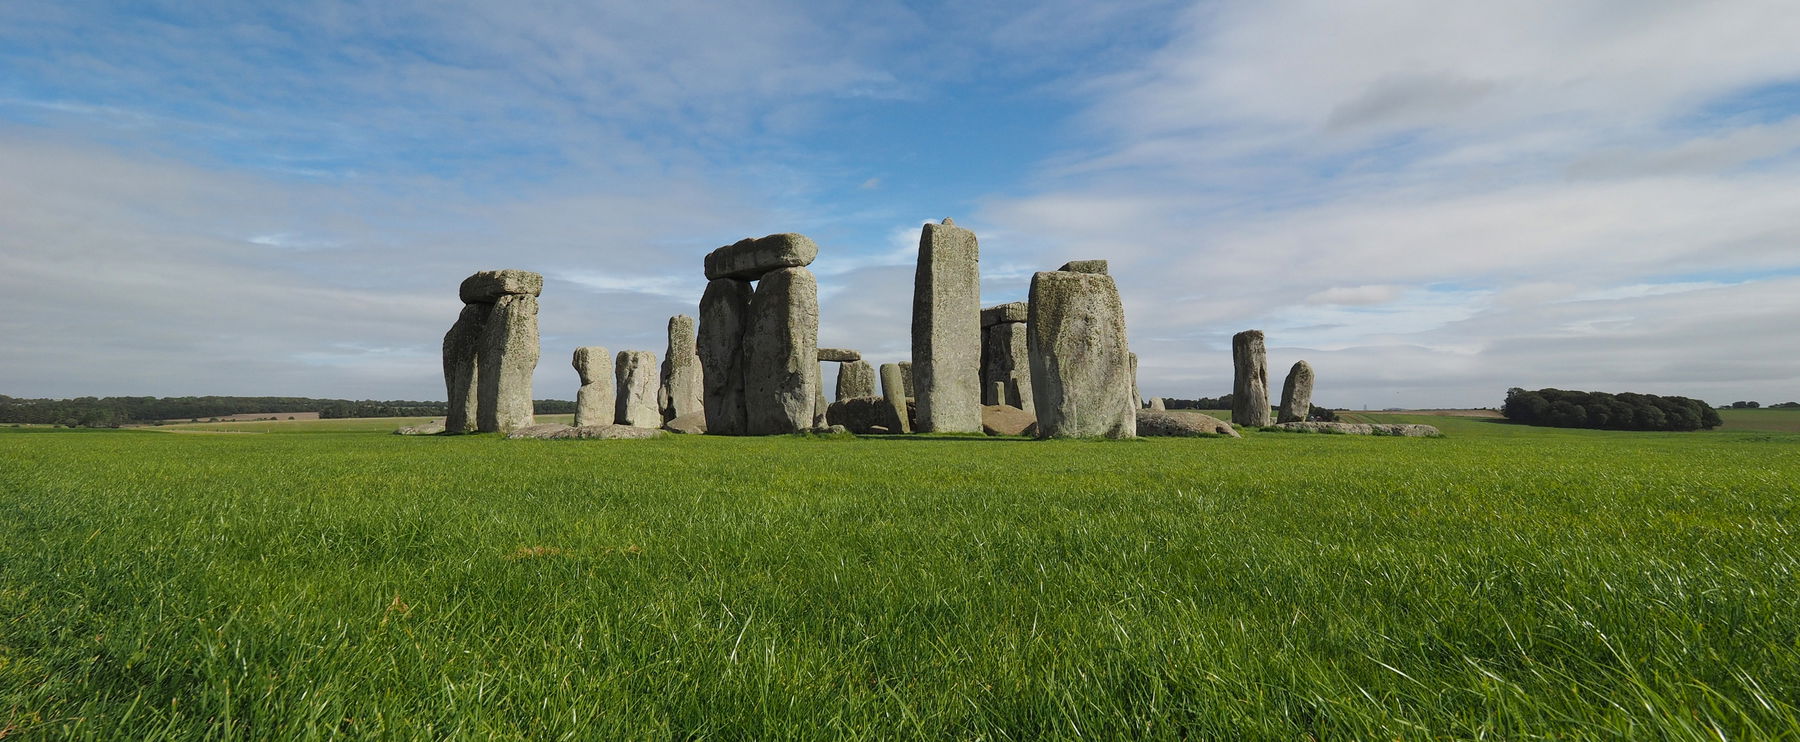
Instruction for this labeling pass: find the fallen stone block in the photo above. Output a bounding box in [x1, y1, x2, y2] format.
[1137, 410, 1239, 438]
[980, 404, 1036, 436]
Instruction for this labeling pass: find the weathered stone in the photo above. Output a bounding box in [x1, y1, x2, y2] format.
[614, 350, 660, 427]
[824, 424, 849, 435]
[1137, 410, 1240, 438]
[878, 363, 912, 434]
[1274, 421, 1441, 437]
[1231, 330, 1270, 427]
[442, 303, 488, 433]
[698, 278, 753, 435]
[549, 424, 666, 440]
[898, 361, 914, 396]
[980, 320, 1033, 410]
[743, 267, 819, 435]
[476, 293, 539, 433]
[981, 404, 1036, 436]
[572, 345, 612, 427]
[836, 360, 876, 400]
[817, 348, 861, 362]
[1130, 352, 1140, 411]
[812, 362, 827, 428]
[980, 301, 1027, 327]
[507, 423, 667, 440]
[659, 315, 704, 421]
[504, 423, 570, 439]
[911, 219, 982, 433]
[394, 419, 446, 435]
[704, 233, 819, 281]
[459, 269, 543, 304]
[1149, 396, 1166, 411]
[825, 396, 902, 434]
[662, 411, 707, 435]
[1277, 360, 1314, 424]
[1057, 259, 1108, 274]
[1026, 271, 1135, 438]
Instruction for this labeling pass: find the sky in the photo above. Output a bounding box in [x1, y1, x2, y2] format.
[3, 0, 1799, 409]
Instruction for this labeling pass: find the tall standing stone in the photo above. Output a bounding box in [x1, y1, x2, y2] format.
[1232, 330, 1270, 427]
[698, 279, 754, 435]
[572, 346, 612, 427]
[659, 315, 704, 421]
[1027, 270, 1135, 439]
[743, 267, 819, 435]
[615, 350, 660, 427]
[837, 360, 877, 400]
[981, 320, 1033, 410]
[879, 362, 912, 434]
[911, 218, 982, 433]
[476, 292, 540, 433]
[1130, 352, 1141, 410]
[1278, 360, 1314, 424]
[442, 303, 489, 433]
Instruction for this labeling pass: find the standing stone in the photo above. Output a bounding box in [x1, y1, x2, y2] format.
[837, 360, 876, 400]
[989, 381, 1006, 407]
[898, 361, 914, 396]
[572, 346, 612, 427]
[1027, 270, 1135, 439]
[1130, 352, 1141, 412]
[1149, 396, 1166, 411]
[911, 218, 982, 433]
[614, 350, 660, 427]
[476, 293, 540, 433]
[698, 279, 754, 435]
[813, 362, 828, 428]
[442, 303, 489, 433]
[743, 267, 819, 435]
[1232, 330, 1271, 427]
[879, 362, 912, 434]
[1278, 360, 1315, 424]
[659, 315, 704, 421]
[981, 320, 1033, 410]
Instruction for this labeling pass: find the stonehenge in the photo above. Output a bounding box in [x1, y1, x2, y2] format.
[1278, 360, 1314, 424]
[440, 269, 542, 434]
[836, 360, 877, 400]
[572, 346, 612, 427]
[1231, 330, 1270, 427]
[818, 348, 860, 362]
[1148, 396, 1166, 411]
[659, 315, 704, 421]
[980, 301, 1033, 410]
[1057, 259, 1108, 275]
[614, 350, 661, 427]
[879, 362, 912, 434]
[697, 234, 822, 435]
[911, 219, 983, 433]
[1026, 267, 1135, 439]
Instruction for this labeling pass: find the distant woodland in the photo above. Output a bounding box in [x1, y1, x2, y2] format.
[0, 395, 575, 428]
[1501, 388, 1721, 431]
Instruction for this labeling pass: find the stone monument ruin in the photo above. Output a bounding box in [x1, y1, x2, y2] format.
[1231, 330, 1270, 427]
[1026, 265, 1135, 438]
[911, 219, 983, 433]
[442, 269, 542, 433]
[697, 234, 820, 435]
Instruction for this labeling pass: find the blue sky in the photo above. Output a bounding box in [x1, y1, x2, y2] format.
[4, 0, 1800, 407]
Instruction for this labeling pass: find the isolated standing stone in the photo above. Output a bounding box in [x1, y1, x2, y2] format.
[1027, 270, 1135, 438]
[442, 303, 488, 433]
[1149, 396, 1166, 411]
[981, 320, 1033, 409]
[911, 218, 982, 433]
[1232, 330, 1270, 427]
[743, 267, 820, 435]
[572, 346, 613, 427]
[1278, 360, 1314, 424]
[879, 362, 912, 434]
[614, 350, 661, 427]
[659, 315, 704, 421]
[837, 360, 876, 400]
[476, 293, 540, 433]
[704, 233, 819, 281]
[698, 278, 754, 435]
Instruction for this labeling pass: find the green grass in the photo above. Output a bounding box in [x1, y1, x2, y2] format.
[3, 420, 1798, 739]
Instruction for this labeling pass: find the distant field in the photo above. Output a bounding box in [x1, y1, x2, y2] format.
[2, 416, 1797, 738]
[150, 414, 576, 434]
[1715, 408, 1800, 433]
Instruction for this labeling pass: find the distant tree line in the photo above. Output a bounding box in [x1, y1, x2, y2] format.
[1501, 388, 1720, 431]
[1157, 394, 1339, 421]
[1771, 402, 1800, 409]
[0, 395, 575, 428]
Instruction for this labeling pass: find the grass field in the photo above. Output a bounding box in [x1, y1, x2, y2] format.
[3, 417, 1798, 739]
